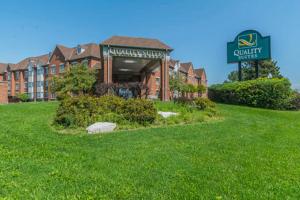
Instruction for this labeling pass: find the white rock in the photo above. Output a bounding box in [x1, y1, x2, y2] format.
[86, 122, 116, 134]
[158, 111, 178, 118]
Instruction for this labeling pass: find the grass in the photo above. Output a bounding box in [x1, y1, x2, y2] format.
[0, 102, 300, 199]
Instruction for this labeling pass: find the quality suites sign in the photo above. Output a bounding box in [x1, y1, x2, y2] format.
[227, 30, 271, 63]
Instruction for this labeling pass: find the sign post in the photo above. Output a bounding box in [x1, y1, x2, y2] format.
[227, 30, 271, 81]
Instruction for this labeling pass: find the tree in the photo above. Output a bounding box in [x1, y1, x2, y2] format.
[50, 64, 96, 99]
[169, 74, 206, 98]
[226, 59, 283, 82]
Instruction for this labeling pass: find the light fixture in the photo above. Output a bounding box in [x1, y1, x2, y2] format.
[123, 59, 136, 64]
[119, 68, 132, 72]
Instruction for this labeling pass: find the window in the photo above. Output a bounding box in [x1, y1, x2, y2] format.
[15, 83, 20, 91]
[156, 90, 160, 97]
[37, 81, 43, 87]
[7, 72, 11, 81]
[37, 92, 43, 99]
[28, 82, 33, 88]
[44, 67, 49, 75]
[51, 65, 56, 74]
[37, 67, 44, 75]
[59, 64, 65, 73]
[3, 72, 7, 81]
[24, 71, 28, 80]
[14, 71, 19, 81]
[45, 80, 49, 88]
[156, 77, 160, 85]
[71, 61, 78, 66]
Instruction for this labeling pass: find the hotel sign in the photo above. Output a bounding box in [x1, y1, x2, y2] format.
[109, 47, 166, 59]
[227, 30, 271, 63]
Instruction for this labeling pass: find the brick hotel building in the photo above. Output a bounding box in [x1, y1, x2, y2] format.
[0, 36, 207, 103]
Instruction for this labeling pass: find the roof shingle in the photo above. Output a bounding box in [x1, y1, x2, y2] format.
[56, 43, 101, 61]
[179, 62, 193, 73]
[101, 36, 173, 50]
[194, 68, 206, 78]
[11, 54, 49, 71]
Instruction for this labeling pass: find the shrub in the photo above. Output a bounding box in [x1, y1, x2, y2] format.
[193, 97, 216, 110]
[208, 78, 292, 110]
[17, 93, 29, 102]
[121, 99, 157, 125]
[97, 95, 125, 113]
[286, 92, 300, 110]
[54, 95, 104, 128]
[54, 95, 157, 127]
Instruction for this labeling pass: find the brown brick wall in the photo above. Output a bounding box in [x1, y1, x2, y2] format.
[89, 59, 101, 68]
[0, 81, 8, 104]
[10, 72, 15, 97]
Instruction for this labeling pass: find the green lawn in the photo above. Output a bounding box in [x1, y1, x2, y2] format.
[0, 102, 300, 199]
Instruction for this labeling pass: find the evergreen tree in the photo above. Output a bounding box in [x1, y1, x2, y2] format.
[226, 59, 282, 82]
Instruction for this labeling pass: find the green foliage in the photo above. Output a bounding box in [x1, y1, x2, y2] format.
[174, 96, 215, 111]
[169, 75, 206, 98]
[286, 91, 300, 111]
[54, 95, 105, 127]
[197, 84, 206, 93]
[227, 59, 283, 82]
[55, 95, 158, 127]
[193, 97, 216, 110]
[209, 78, 293, 110]
[17, 93, 29, 102]
[50, 64, 96, 99]
[174, 97, 194, 105]
[121, 99, 157, 125]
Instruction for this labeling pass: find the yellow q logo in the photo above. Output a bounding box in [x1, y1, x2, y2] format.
[238, 33, 257, 49]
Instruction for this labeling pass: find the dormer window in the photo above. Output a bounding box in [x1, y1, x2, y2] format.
[76, 45, 85, 55]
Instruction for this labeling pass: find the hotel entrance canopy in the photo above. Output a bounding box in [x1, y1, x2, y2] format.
[100, 36, 173, 101]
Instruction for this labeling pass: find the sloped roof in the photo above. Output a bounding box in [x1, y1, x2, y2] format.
[169, 59, 179, 68]
[0, 63, 8, 74]
[101, 36, 173, 50]
[57, 45, 73, 59]
[194, 68, 206, 78]
[11, 54, 49, 71]
[55, 43, 101, 61]
[179, 62, 193, 73]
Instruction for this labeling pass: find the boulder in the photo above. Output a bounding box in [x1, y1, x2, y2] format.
[158, 111, 178, 118]
[86, 122, 117, 134]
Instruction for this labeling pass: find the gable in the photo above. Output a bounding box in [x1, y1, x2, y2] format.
[49, 47, 66, 63]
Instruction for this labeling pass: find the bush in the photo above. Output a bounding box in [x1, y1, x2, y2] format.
[208, 78, 292, 110]
[286, 92, 300, 111]
[121, 99, 157, 125]
[54, 95, 105, 128]
[54, 95, 157, 127]
[193, 97, 216, 110]
[17, 93, 29, 102]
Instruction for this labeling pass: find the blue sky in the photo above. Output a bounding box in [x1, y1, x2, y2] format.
[0, 0, 299, 88]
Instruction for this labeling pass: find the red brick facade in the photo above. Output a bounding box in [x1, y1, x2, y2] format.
[0, 36, 207, 102]
[0, 81, 8, 104]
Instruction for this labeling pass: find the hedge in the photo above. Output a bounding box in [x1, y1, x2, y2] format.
[208, 78, 293, 110]
[54, 95, 157, 128]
